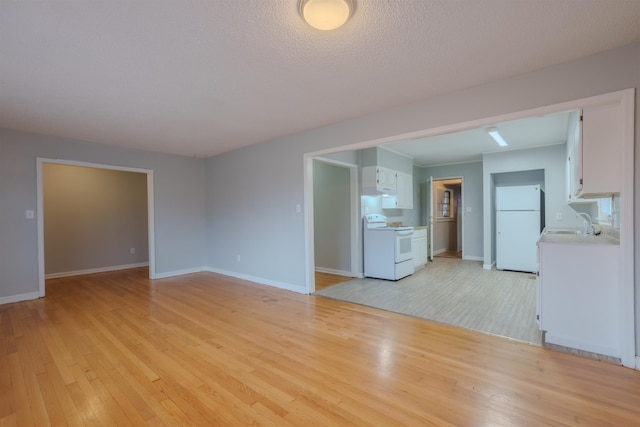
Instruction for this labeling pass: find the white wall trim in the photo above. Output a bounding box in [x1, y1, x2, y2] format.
[36, 158, 156, 296]
[545, 334, 618, 360]
[0, 291, 40, 306]
[635, 356, 640, 371]
[45, 263, 149, 280]
[483, 262, 494, 270]
[206, 267, 307, 294]
[304, 157, 316, 294]
[463, 255, 483, 262]
[433, 248, 447, 256]
[617, 88, 635, 368]
[315, 267, 354, 277]
[153, 267, 208, 279]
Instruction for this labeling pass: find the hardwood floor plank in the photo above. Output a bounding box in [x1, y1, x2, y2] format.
[8, 350, 51, 426]
[2, 268, 639, 425]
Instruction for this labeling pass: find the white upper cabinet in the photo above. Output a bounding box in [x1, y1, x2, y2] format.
[568, 102, 623, 199]
[396, 172, 414, 209]
[382, 171, 413, 209]
[362, 166, 397, 194]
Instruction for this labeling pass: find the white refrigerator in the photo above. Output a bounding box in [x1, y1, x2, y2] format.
[495, 185, 545, 273]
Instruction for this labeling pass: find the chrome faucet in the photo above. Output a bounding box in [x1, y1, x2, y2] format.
[576, 212, 595, 235]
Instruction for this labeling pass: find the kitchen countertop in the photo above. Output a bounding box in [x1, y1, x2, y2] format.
[539, 227, 619, 245]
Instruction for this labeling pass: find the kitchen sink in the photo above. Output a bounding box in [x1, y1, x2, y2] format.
[543, 229, 582, 235]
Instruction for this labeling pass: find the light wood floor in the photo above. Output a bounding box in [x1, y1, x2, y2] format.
[434, 251, 462, 259]
[2, 268, 640, 425]
[314, 272, 351, 291]
[316, 258, 542, 345]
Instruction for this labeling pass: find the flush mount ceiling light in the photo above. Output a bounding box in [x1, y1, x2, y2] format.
[299, 0, 354, 31]
[487, 127, 509, 147]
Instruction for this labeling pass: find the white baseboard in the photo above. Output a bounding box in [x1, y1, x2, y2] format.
[206, 267, 307, 294]
[483, 261, 495, 270]
[636, 356, 640, 370]
[0, 291, 40, 306]
[433, 248, 447, 256]
[545, 334, 618, 359]
[153, 266, 207, 279]
[45, 262, 149, 279]
[463, 255, 483, 262]
[314, 267, 354, 277]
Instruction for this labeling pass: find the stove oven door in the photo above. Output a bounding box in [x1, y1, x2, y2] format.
[395, 230, 413, 263]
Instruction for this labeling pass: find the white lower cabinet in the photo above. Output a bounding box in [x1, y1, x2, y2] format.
[412, 228, 427, 270]
[537, 241, 620, 357]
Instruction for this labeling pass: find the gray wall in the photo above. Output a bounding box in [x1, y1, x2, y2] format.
[43, 164, 149, 275]
[483, 144, 582, 266]
[205, 137, 308, 289]
[0, 129, 207, 300]
[313, 160, 351, 274]
[320, 150, 359, 165]
[421, 161, 484, 260]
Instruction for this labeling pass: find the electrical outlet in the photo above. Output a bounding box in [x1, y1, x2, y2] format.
[130, 248, 136, 254]
[237, 255, 241, 263]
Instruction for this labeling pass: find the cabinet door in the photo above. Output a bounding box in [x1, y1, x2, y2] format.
[378, 168, 397, 193]
[536, 243, 542, 328]
[567, 111, 583, 199]
[396, 172, 414, 209]
[538, 242, 621, 357]
[413, 236, 427, 268]
[580, 102, 622, 196]
[381, 194, 397, 209]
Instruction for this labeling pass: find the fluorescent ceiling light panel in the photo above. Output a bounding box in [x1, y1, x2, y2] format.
[488, 127, 508, 147]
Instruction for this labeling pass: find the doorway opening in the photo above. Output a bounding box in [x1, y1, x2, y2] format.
[310, 158, 360, 293]
[428, 177, 463, 261]
[36, 158, 155, 297]
[304, 89, 634, 366]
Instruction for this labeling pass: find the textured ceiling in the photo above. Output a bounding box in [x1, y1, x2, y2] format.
[1, 1, 639, 158]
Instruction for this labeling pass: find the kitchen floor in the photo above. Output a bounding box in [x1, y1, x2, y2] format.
[315, 258, 541, 345]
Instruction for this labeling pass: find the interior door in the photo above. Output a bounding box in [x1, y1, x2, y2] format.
[427, 176, 434, 261]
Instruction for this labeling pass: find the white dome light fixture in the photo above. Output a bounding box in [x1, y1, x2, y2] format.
[299, 0, 354, 31]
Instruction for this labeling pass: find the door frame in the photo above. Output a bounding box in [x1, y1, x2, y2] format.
[430, 177, 464, 259]
[36, 158, 156, 297]
[305, 157, 360, 293]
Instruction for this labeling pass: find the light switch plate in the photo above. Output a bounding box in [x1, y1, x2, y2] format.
[26, 210, 34, 219]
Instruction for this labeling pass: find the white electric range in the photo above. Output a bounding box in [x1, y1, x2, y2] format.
[363, 214, 414, 280]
